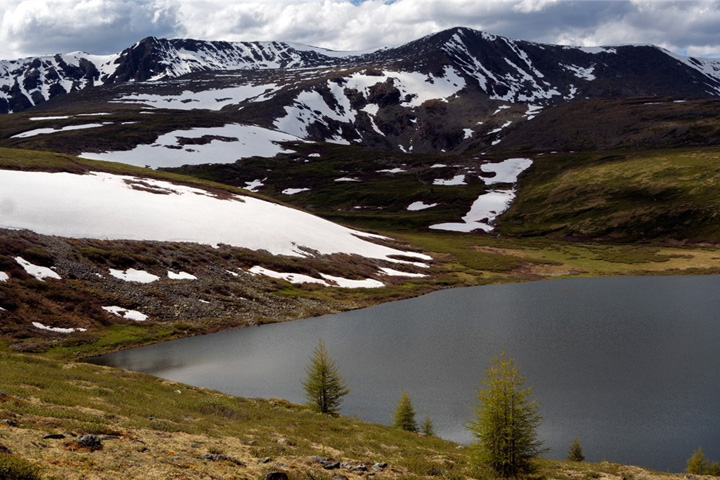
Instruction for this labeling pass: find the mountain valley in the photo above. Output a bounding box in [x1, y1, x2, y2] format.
[1, 26, 720, 479]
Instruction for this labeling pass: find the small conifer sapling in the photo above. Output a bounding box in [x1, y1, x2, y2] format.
[301, 339, 350, 415]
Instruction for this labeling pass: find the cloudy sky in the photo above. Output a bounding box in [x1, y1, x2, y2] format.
[0, 0, 719, 60]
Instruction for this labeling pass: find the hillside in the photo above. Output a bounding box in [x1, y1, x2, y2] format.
[2, 26, 720, 480]
[0, 347, 712, 480]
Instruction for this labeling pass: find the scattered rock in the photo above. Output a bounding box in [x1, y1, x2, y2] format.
[311, 456, 343, 469]
[1, 419, 18, 427]
[200, 453, 246, 466]
[0, 443, 11, 454]
[341, 462, 368, 472]
[264, 473, 289, 480]
[77, 434, 102, 451]
[43, 434, 66, 440]
[261, 457, 272, 463]
[276, 437, 295, 446]
[372, 462, 388, 472]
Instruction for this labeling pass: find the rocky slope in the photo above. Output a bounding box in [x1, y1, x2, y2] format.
[3, 27, 720, 154]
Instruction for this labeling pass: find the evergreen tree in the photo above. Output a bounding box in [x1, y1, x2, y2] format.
[567, 437, 585, 462]
[467, 352, 543, 478]
[301, 339, 350, 415]
[421, 415, 435, 436]
[687, 446, 710, 475]
[392, 391, 418, 432]
[710, 462, 720, 477]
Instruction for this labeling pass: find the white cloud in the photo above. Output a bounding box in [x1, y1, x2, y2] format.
[0, 0, 719, 60]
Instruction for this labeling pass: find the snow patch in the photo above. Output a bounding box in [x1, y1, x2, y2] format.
[335, 177, 360, 182]
[12, 123, 110, 139]
[433, 174, 466, 186]
[109, 268, 160, 284]
[249, 266, 328, 285]
[0, 272, 8, 282]
[320, 274, 384, 289]
[244, 178, 266, 192]
[377, 168, 406, 174]
[250, 266, 385, 288]
[32, 322, 86, 334]
[430, 189, 517, 233]
[102, 306, 148, 322]
[480, 158, 533, 185]
[168, 270, 197, 280]
[14, 257, 61, 281]
[29, 115, 70, 121]
[561, 63, 596, 81]
[379, 267, 427, 278]
[282, 188, 310, 195]
[407, 201, 438, 211]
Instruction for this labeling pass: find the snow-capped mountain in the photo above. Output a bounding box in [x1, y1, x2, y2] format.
[4, 27, 720, 154]
[4, 26, 720, 115]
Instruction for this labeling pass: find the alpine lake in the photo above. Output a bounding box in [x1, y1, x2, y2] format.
[90, 275, 720, 472]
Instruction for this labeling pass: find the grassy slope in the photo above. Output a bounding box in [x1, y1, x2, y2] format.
[499, 148, 720, 242]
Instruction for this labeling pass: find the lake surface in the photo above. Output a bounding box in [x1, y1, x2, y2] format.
[91, 275, 720, 472]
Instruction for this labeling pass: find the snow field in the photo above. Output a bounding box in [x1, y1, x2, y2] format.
[345, 67, 466, 108]
[116, 84, 280, 111]
[428, 158, 533, 232]
[80, 124, 301, 169]
[0, 170, 430, 265]
[430, 189, 516, 233]
[480, 158, 533, 185]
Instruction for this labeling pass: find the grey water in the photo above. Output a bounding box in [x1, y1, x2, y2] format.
[91, 275, 720, 472]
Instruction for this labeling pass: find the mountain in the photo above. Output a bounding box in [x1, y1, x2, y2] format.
[3, 27, 720, 155]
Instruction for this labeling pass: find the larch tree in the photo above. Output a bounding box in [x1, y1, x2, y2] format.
[567, 437, 585, 462]
[392, 391, 418, 432]
[687, 446, 711, 475]
[421, 415, 435, 437]
[301, 339, 350, 415]
[467, 352, 544, 478]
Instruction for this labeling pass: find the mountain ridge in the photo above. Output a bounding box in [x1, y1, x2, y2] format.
[3, 26, 720, 116]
